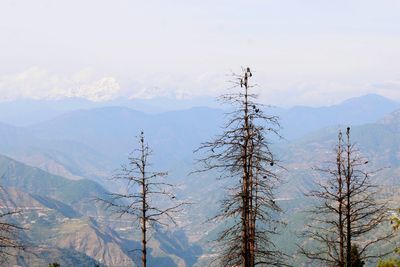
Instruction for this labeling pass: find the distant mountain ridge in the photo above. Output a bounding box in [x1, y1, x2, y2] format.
[276, 94, 400, 140]
[0, 121, 113, 184]
[23, 94, 400, 170]
[28, 106, 224, 169]
[0, 96, 217, 126]
[0, 94, 397, 131]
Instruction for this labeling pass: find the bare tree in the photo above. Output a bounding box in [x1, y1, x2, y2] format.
[99, 131, 185, 267]
[300, 127, 393, 266]
[194, 67, 286, 267]
[298, 131, 346, 266]
[0, 186, 25, 263]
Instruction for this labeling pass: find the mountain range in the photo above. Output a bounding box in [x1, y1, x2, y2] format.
[0, 93, 399, 266]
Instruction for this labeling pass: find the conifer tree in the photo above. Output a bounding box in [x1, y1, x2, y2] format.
[300, 127, 392, 266]
[194, 67, 286, 266]
[100, 132, 185, 267]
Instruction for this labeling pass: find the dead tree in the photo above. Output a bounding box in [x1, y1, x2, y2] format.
[300, 127, 393, 266]
[0, 187, 25, 263]
[342, 127, 392, 265]
[194, 67, 286, 267]
[100, 131, 185, 267]
[299, 131, 346, 266]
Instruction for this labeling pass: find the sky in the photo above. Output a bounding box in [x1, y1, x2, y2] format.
[0, 0, 400, 107]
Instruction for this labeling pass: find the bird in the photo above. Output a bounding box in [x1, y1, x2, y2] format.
[246, 67, 252, 77]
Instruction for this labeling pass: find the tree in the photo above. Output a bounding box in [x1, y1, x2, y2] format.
[194, 67, 286, 266]
[99, 131, 185, 267]
[299, 127, 392, 266]
[350, 245, 365, 267]
[0, 186, 24, 263]
[377, 210, 400, 267]
[378, 258, 400, 267]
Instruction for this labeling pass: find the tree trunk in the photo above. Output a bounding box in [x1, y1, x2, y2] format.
[242, 72, 251, 267]
[337, 132, 345, 267]
[141, 136, 147, 267]
[345, 128, 352, 266]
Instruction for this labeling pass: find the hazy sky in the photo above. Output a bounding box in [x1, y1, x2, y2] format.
[1, 0, 400, 106]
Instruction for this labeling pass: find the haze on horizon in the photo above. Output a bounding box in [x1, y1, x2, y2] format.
[1, 0, 400, 107]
